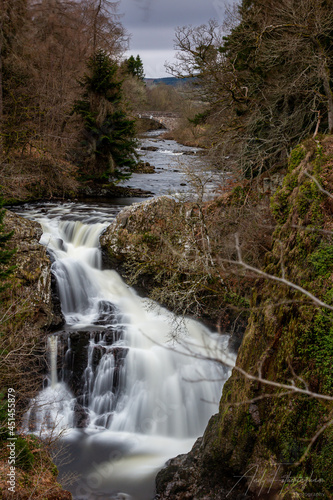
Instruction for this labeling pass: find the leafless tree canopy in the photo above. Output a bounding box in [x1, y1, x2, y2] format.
[168, 0, 333, 178]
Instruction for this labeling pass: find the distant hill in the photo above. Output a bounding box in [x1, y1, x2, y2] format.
[145, 77, 190, 87]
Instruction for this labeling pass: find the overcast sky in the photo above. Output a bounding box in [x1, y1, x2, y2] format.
[118, 0, 232, 78]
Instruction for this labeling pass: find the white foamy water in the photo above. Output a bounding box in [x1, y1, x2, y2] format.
[18, 201, 235, 500]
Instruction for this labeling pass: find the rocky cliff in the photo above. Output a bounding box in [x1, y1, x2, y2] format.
[4, 210, 64, 330]
[154, 139, 333, 499]
[0, 210, 70, 499]
[101, 137, 333, 499]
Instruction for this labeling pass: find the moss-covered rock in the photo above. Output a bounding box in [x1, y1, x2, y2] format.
[100, 194, 272, 340]
[0, 212, 63, 417]
[0, 212, 71, 499]
[3, 210, 64, 330]
[155, 137, 333, 498]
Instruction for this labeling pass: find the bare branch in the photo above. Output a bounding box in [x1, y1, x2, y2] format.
[305, 170, 333, 200]
[222, 233, 333, 312]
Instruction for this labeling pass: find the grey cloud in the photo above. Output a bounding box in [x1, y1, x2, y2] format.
[127, 26, 174, 50]
[120, 0, 223, 29]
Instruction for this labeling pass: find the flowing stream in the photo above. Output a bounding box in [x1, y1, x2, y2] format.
[17, 136, 235, 500]
[121, 130, 221, 199]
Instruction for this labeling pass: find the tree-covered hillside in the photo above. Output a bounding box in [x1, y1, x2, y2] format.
[0, 0, 141, 201]
[169, 0, 333, 178]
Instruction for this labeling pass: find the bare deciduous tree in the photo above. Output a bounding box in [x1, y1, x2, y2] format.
[168, 0, 333, 178]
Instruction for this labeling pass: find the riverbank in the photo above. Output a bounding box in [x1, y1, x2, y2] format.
[0, 142, 153, 206]
[1, 129, 205, 206]
[3, 181, 153, 207]
[0, 211, 71, 499]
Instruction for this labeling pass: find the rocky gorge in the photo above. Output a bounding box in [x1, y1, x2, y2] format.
[100, 137, 333, 499]
[1, 136, 333, 499]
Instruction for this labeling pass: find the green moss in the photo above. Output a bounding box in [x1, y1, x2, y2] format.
[285, 169, 299, 190]
[271, 188, 291, 224]
[223, 290, 250, 309]
[297, 311, 333, 395]
[51, 463, 59, 477]
[15, 436, 35, 471]
[310, 427, 333, 492]
[271, 398, 322, 462]
[296, 179, 323, 220]
[231, 185, 247, 206]
[141, 232, 160, 246]
[313, 144, 325, 172]
[309, 243, 333, 277]
[288, 144, 306, 172]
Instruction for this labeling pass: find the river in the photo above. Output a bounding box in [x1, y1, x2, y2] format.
[122, 130, 220, 199]
[14, 132, 235, 500]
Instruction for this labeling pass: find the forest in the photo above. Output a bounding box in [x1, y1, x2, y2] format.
[0, 0, 151, 203]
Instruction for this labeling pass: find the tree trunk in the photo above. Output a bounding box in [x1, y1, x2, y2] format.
[320, 58, 333, 134]
[93, 0, 102, 53]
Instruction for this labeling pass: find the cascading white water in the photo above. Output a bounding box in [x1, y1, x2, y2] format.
[19, 201, 236, 500]
[49, 336, 58, 388]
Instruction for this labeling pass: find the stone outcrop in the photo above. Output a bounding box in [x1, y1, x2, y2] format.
[100, 196, 179, 271]
[155, 138, 333, 498]
[99, 196, 205, 316]
[78, 182, 153, 198]
[155, 434, 253, 500]
[132, 160, 156, 173]
[4, 210, 64, 329]
[1, 210, 72, 499]
[57, 325, 127, 401]
[99, 193, 265, 338]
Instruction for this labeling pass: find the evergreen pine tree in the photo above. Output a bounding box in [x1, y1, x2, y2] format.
[125, 55, 145, 81]
[74, 50, 137, 181]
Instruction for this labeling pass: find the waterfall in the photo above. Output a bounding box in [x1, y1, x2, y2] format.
[49, 336, 58, 388]
[19, 201, 236, 500]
